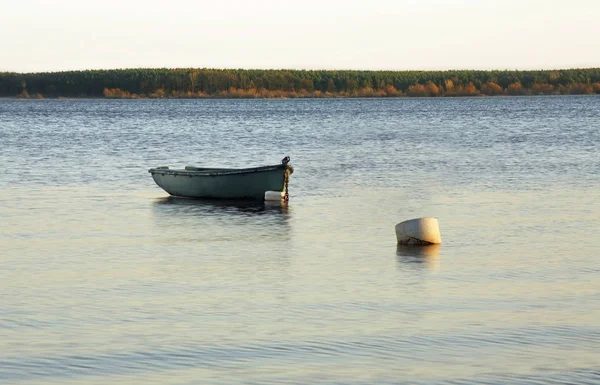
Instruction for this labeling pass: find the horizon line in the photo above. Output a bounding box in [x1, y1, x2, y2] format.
[2, 66, 600, 75]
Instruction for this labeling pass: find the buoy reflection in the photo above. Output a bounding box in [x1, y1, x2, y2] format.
[396, 243, 440, 272]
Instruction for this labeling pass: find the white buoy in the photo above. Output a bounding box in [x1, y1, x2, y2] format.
[264, 190, 284, 201]
[395, 217, 441, 245]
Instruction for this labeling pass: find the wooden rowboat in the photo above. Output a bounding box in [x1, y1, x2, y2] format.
[149, 156, 293, 200]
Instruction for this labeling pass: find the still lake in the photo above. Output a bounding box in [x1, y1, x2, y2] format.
[1, 96, 599, 384]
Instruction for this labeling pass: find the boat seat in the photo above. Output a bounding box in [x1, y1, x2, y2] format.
[185, 166, 234, 171]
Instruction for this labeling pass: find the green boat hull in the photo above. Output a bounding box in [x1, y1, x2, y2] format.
[148, 162, 292, 200]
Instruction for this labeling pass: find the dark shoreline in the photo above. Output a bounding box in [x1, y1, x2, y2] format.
[3, 94, 599, 101]
[2, 67, 600, 99]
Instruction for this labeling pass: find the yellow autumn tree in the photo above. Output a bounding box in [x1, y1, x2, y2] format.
[568, 83, 594, 94]
[507, 82, 526, 95]
[465, 82, 479, 95]
[357, 86, 377, 97]
[407, 84, 427, 97]
[531, 83, 554, 95]
[455, 82, 478, 96]
[385, 85, 401, 97]
[424, 81, 440, 96]
[103, 88, 133, 98]
[151, 88, 166, 98]
[480, 82, 503, 96]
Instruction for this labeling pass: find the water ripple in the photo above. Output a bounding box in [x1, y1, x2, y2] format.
[1, 97, 599, 384]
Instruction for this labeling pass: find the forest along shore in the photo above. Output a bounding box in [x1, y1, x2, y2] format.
[2, 68, 600, 99]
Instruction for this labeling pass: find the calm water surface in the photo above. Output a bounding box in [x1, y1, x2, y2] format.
[1, 97, 599, 384]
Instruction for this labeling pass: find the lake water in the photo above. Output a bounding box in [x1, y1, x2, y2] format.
[1, 96, 599, 384]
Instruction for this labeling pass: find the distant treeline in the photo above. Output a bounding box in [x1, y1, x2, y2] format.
[2, 68, 600, 98]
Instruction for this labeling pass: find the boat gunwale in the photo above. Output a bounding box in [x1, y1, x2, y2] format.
[148, 164, 286, 177]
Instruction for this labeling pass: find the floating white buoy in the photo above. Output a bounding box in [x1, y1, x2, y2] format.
[264, 190, 284, 201]
[395, 217, 441, 245]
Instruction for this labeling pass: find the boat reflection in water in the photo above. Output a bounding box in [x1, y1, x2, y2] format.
[151, 196, 292, 243]
[396, 243, 441, 272]
[153, 196, 289, 215]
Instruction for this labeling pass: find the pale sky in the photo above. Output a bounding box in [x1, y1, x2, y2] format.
[1, 0, 599, 72]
